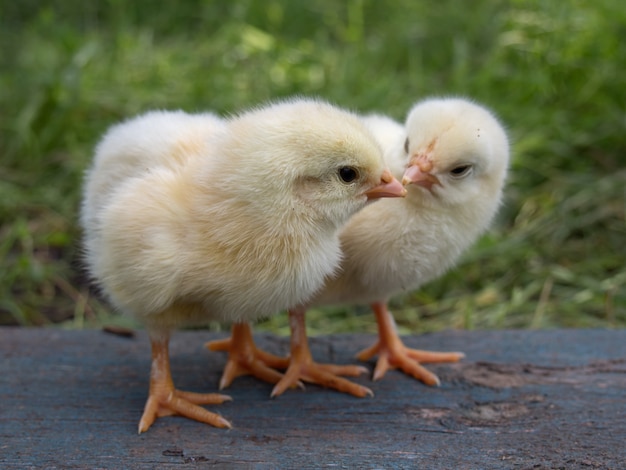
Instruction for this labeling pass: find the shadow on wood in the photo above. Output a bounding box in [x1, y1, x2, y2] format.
[1, 328, 625, 468]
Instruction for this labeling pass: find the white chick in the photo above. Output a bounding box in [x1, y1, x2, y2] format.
[81, 98, 406, 432]
[211, 98, 509, 397]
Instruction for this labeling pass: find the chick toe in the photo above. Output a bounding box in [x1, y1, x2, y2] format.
[206, 322, 295, 389]
[138, 335, 232, 434]
[271, 308, 372, 399]
[357, 302, 463, 385]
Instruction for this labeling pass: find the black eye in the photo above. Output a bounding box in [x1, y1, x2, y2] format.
[338, 166, 359, 183]
[450, 164, 473, 178]
[404, 137, 409, 154]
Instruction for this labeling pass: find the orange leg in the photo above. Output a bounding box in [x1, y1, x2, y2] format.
[356, 302, 465, 385]
[138, 332, 232, 434]
[206, 322, 292, 389]
[271, 307, 373, 398]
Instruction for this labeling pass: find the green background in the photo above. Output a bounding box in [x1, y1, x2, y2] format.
[1, 0, 624, 334]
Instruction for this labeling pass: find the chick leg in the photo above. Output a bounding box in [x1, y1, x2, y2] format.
[356, 302, 465, 385]
[138, 332, 232, 434]
[206, 322, 292, 389]
[271, 307, 373, 398]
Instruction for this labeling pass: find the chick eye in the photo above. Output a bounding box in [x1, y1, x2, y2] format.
[338, 166, 359, 183]
[404, 137, 409, 154]
[449, 164, 473, 178]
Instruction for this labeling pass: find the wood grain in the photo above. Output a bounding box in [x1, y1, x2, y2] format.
[1, 328, 625, 469]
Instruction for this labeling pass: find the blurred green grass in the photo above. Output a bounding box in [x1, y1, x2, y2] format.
[1, 0, 624, 333]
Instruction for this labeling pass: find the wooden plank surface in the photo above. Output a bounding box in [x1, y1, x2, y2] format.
[1, 328, 625, 469]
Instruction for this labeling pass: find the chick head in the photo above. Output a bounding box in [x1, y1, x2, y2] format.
[218, 98, 405, 228]
[402, 97, 509, 213]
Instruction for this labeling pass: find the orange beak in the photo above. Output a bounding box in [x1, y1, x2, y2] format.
[402, 154, 441, 190]
[365, 169, 407, 200]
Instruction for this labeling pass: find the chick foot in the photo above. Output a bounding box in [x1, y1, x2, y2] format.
[206, 322, 296, 389]
[138, 334, 232, 434]
[271, 307, 373, 398]
[356, 302, 465, 385]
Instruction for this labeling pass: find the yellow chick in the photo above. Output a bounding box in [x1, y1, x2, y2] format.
[211, 98, 509, 397]
[81, 98, 406, 432]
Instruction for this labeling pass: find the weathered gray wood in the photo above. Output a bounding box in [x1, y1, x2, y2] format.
[1, 328, 625, 469]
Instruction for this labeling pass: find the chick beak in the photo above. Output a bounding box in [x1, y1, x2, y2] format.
[402, 154, 441, 190]
[365, 169, 407, 200]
